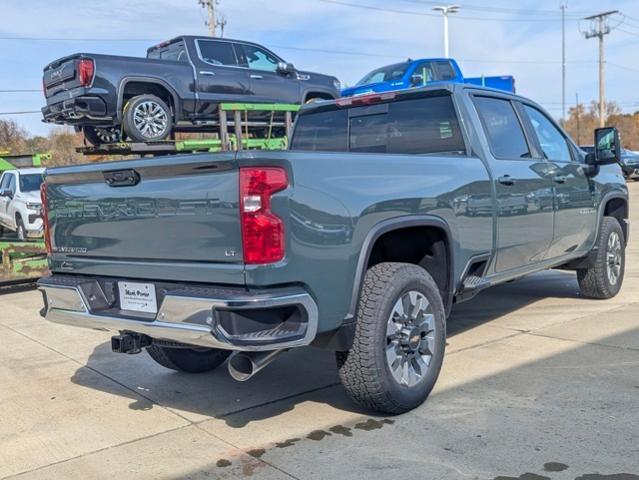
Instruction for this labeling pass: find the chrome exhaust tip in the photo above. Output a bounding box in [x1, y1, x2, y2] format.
[228, 350, 285, 382]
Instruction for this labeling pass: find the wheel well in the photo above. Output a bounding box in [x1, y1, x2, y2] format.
[367, 226, 451, 308]
[604, 198, 628, 241]
[304, 92, 335, 103]
[122, 82, 175, 115]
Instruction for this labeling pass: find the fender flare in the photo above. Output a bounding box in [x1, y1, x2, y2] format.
[117, 77, 181, 123]
[347, 215, 455, 319]
[596, 191, 629, 242]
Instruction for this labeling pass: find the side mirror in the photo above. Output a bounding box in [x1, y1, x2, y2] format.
[277, 62, 295, 75]
[594, 127, 621, 165]
[410, 74, 425, 86]
[0, 188, 13, 199]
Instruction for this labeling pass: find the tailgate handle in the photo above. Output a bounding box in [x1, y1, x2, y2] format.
[104, 169, 140, 187]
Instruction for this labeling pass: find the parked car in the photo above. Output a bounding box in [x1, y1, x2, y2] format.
[38, 84, 628, 414]
[341, 57, 515, 97]
[581, 144, 639, 180]
[0, 168, 45, 239]
[42, 36, 341, 145]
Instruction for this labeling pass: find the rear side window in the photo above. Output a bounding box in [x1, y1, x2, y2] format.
[291, 96, 465, 155]
[197, 40, 238, 66]
[161, 42, 187, 62]
[473, 96, 530, 159]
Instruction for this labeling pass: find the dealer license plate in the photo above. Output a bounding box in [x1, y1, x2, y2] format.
[118, 282, 158, 314]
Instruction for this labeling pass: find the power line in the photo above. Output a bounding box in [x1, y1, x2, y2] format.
[0, 89, 41, 93]
[398, 0, 591, 18]
[0, 111, 41, 116]
[319, 0, 583, 22]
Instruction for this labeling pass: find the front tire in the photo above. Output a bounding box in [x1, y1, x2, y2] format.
[146, 344, 230, 373]
[577, 216, 626, 299]
[122, 94, 173, 143]
[16, 217, 26, 241]
[337, 262, 446, 414]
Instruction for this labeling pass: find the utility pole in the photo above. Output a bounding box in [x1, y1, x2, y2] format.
[432, 5, 460, 58]
[561, 3, 567, 124]
[199, 0, 218, 37]
[583, 10, 618, 128]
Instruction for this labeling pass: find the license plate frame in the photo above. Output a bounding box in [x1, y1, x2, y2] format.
[118, 281, 158, 314]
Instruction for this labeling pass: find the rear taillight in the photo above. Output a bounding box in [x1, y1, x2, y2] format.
[77, 58, 94, 87]
[40, 182, 52, 256]
[239, 167, 288, 264]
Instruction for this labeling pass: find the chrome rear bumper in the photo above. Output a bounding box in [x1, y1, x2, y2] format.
[38, 275, 318, 351]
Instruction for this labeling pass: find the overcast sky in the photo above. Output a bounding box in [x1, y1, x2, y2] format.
[1, 0, 638, 137]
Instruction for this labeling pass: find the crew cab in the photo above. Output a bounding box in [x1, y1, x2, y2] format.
[0, 168, 45, 239]
[341, 57, 515, 97]
[38, 84, 628, 414]
[41, 36, 341, 145]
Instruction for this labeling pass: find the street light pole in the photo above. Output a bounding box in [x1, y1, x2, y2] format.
[432, 5, 460, 58]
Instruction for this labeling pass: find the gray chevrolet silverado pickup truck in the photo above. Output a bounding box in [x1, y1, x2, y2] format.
[38, 84, 629, 414]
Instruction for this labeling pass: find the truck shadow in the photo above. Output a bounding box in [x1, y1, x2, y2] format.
[70, 269, 601, 428]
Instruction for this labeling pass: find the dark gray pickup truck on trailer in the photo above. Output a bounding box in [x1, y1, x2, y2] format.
[41, 35, 340, 145]
[38, 84, 629, 414]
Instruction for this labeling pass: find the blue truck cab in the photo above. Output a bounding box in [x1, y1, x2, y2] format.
[342, 57, 515, 97]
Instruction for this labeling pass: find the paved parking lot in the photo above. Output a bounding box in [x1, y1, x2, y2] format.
[1, 184, 638, 480]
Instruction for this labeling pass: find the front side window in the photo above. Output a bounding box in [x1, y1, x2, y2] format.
[473, 96, 531, 159]
[0, 174, 10, 190]
[240, 44, 280, 72]
[6, 174, 16, 193]
[197, 40, 238, 66]
[523, 105, 572, 162]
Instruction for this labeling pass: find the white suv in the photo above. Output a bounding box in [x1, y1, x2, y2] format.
[0, 168, 45, 240]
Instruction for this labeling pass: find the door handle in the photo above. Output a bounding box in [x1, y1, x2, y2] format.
[498, 175, 516, 186]
[199, 70, 215, 76]
[553, 175, 567, 184]
[250, 74, 264, 79]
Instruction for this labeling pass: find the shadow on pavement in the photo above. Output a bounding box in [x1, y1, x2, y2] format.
[70, 269, 595, 427]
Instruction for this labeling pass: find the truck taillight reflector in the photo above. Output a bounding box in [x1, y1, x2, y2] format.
[77, 58, 94, 87]
[40, 182, 52, 256]
[239, 167, 288, 264]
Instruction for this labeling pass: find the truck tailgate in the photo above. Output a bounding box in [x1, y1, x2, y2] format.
[45, 154, 244, 278]
[43, 54, 84, 98]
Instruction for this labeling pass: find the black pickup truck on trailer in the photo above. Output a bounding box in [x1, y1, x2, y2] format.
[41, 36, 341, 145]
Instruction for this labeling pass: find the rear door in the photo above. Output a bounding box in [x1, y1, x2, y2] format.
[235, 43, 300, 104]
[193, 39, 251, 116]
[472, 95, 555, 273]
[520, 103, 597, 259]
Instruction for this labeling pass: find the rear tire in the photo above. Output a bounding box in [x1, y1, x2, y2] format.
[336, 262, 446, 414]
[122, 94, 173, 143]
[146, 344, 230, 373]
[577, 216, 625, 299]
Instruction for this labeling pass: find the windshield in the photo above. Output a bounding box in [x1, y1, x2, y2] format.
[356, 62, 410, 86]
[19, 174, 44, 193]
